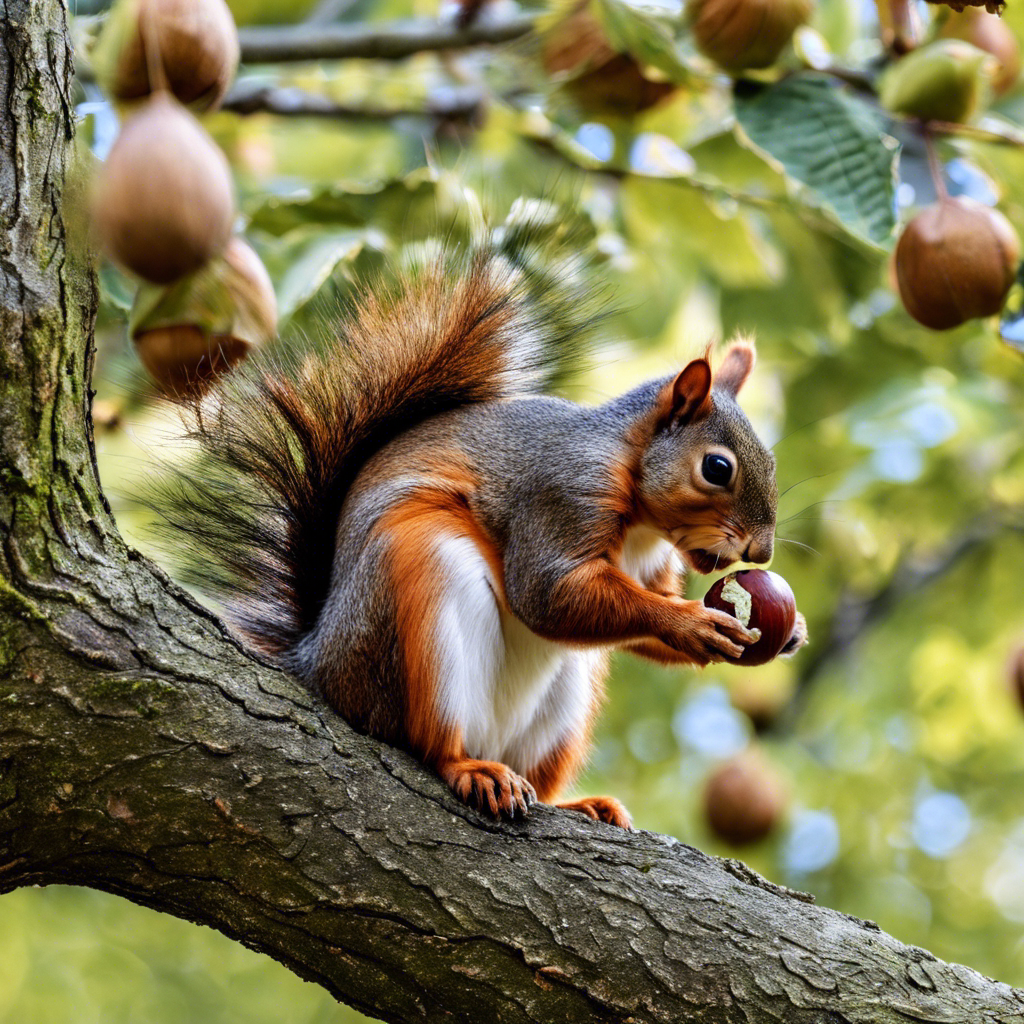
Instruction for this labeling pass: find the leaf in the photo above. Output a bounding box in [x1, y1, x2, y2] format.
[275, 231, 366, 321]
[734, 75, 899, 247]
[592, 0, 693, 82]
[247, 169, 441, 237]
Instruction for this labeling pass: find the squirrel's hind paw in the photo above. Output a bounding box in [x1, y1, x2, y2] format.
[558, 796, 633, 829]
[442, 759, 537, 820]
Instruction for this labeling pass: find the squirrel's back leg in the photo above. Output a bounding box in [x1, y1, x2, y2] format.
[524, 656, 633, 830]
[375, 486, 539, 819]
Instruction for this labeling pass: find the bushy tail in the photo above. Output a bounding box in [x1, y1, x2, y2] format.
[158, 215, 601, 658]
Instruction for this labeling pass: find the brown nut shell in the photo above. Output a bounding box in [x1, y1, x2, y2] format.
[687, 0, 813, 72]
[109, 0, 239, 109]
[703, 569, 797, 666]
[130, 237, 277, 398]
[542, 2, 675, 115]
[941, 9, 1020, 96]
[895, 196, 1020, 330]
[93, 92, 235, 284]
[704, 751, 785, 845]
[135, 325, 250, 399]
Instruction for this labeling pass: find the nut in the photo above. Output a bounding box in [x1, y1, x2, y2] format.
[131, 237, 277, 398]
[704, 751, 785, 845]
[93, 92, 235, 283]
[703, 569, 798, 666]
[542, 2, 674, 115]
[895, 196, 1020, 330]
[940, 9, 1020, 96]
[686, 0, 813, 72]
[96, 0, 239, 110]
[879, 39, 996, 123]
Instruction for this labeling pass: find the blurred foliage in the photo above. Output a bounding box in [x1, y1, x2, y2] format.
[7, 0, 1024, 1018]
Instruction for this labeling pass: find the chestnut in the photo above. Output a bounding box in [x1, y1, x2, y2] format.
[703, 569, 797, 666]
[703, 751, 786, 845]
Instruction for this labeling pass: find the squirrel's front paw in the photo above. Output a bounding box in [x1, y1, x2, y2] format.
[442, 759, 537, 820]
[664, 601, 760, 665]
[780, 612, 808, 657]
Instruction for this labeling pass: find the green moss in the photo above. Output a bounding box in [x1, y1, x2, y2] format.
[85, 674, 181, 713]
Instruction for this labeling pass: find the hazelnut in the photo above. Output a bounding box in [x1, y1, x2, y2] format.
[703, 569, 798, 666]
[704, 751, 785, 845]
[131, 237, 277, 398]
[686, 0, 813, 72]
[542, 2, 674, 115]
[941, 9, 1020, 96]
[93, 92, 235, 284]
[96, 0, 239, 110]
[879, 39, 996, 123]
[895, 196, 1020, 330]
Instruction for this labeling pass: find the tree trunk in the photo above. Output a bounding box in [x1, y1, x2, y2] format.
[2, 5, 1024, 1023]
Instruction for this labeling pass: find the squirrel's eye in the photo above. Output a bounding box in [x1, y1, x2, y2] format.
[702, 453, 734, 486]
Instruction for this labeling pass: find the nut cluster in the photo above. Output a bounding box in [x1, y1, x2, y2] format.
[91, 0, 277, 397]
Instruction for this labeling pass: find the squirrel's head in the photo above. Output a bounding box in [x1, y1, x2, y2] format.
[637, 340, 777, 575]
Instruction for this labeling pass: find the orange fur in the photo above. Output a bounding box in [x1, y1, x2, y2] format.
[376, 468, 505, 767]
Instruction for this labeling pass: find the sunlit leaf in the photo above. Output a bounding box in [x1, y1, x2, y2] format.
[735, 75, 900, 247]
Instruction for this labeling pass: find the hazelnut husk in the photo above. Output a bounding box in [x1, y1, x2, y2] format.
[704, 751, 785, 845]
[541, 2, 674, 115]
[941, 9, 1020, 96]
[96, 0, 239, 110]
[894, 196, 1020, 330]
[879, 39, 996, 123]
[686, 0, 813, 72]
[703, 569, 798, 666]
[93, 92, 235, 284]
[131, 237, 277, 398]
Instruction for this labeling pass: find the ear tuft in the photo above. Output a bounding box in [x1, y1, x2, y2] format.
[660, 358, 713, 430]
[716, 339, 756, 396]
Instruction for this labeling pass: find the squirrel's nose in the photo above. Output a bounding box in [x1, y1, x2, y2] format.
[743, 538, 773, 565]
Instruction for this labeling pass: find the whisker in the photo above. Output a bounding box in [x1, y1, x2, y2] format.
[777, 499, 843, 525]
[775, 536, 820, 555]
[770, 415, 833, 452]
[778, 472, 835, 500]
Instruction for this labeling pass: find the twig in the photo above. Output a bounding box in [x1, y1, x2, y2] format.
[221, 80, 485, 122]
[237, 13, 536, 63]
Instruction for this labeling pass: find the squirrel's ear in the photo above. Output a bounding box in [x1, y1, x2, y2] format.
[715, 339, 756, 396]
[660, 359, 712, 430]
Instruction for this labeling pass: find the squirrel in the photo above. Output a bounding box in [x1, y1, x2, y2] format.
[164, 221, 806, 828]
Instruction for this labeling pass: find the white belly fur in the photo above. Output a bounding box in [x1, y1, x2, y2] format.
[619, 523, 680, 586]
[430, 534, 597, 775]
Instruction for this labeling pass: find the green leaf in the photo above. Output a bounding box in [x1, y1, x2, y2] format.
[592, 0, 693, 83]
[274, 231, 367, 321]
[734, 75, 899, 247]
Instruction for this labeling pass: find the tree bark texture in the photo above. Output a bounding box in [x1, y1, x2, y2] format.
[2, 4, 1024, 1023]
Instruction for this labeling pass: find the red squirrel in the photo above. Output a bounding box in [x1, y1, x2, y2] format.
[166, 226, 806, 828]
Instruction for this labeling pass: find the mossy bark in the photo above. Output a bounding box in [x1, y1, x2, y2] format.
[2, 5, 1024, 1023]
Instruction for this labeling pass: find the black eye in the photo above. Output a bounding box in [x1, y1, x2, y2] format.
[702, 453, 733, 486]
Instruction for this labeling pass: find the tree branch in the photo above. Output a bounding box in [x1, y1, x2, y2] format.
[5, 4, 1024, 1022]
[237, 14, 536, 64]
[221, 80, 485, 123]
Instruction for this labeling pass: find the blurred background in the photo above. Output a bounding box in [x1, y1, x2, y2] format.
[5, 0, 1024, 1018]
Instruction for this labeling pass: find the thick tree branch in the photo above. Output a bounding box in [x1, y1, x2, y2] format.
[4, 4, 1024, 1023]
[237, 14, 536, 64]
